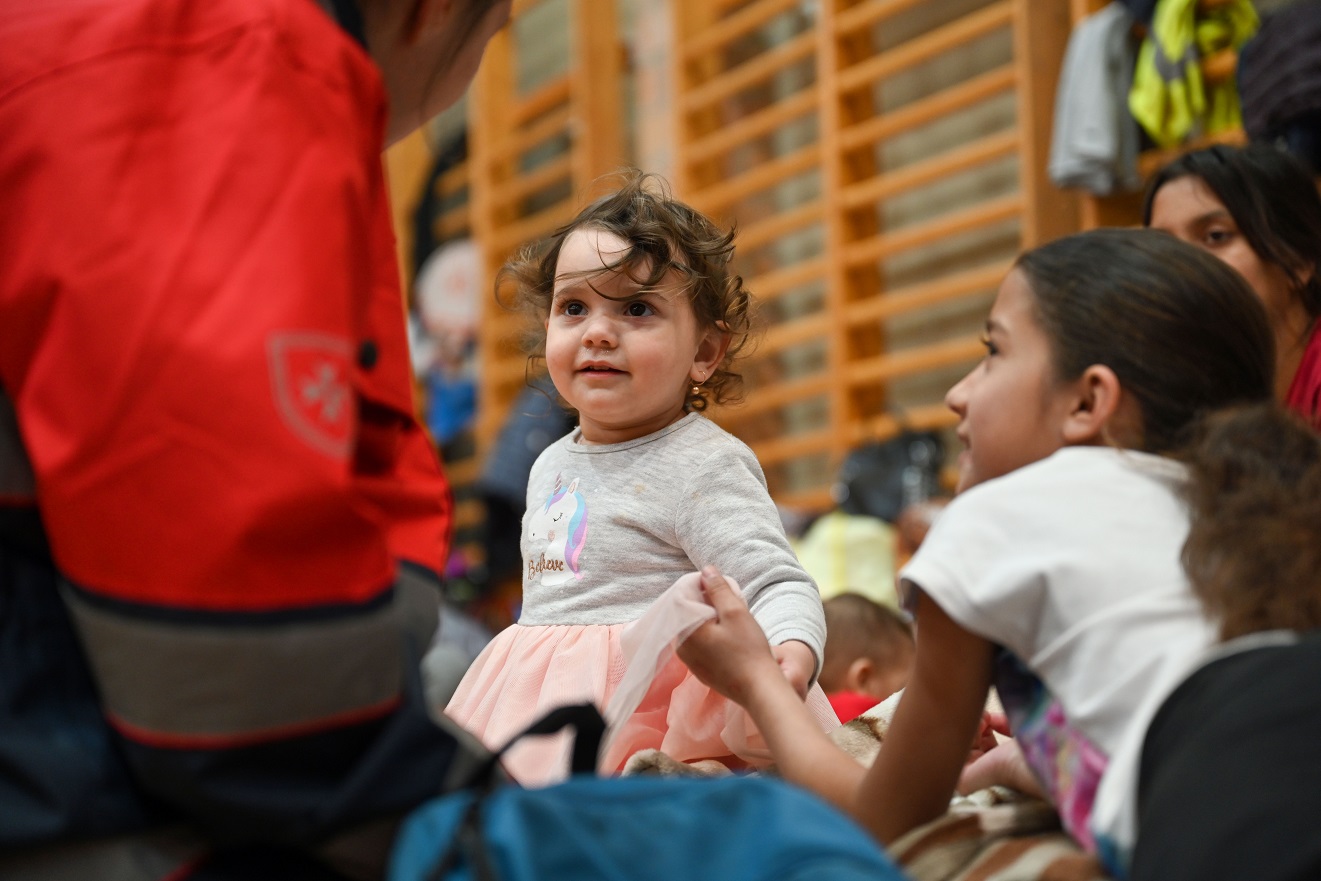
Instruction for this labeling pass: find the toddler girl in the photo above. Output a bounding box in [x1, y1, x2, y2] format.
[445, 172, 831, 786]
[677, 228, 1276, 876]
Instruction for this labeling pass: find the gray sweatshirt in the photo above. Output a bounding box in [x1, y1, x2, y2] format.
[518, 413, 826, 672]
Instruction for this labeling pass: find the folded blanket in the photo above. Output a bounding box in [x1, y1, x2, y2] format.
[623, 688, 1114, 881]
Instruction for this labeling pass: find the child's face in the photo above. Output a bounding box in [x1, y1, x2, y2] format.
[944, 269, 1079, 493]
[1147, 175, 1307, 336]
[546, 228, 724, 444]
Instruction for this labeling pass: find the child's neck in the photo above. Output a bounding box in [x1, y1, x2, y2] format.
[575, 409, 692, 445]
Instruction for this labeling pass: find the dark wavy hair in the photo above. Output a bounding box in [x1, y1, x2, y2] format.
[498, 170, 754, 412]
[1142, 143, 1321, 324]
[1015, 228, 1275, 455]
[1179, 403, 1321, 641]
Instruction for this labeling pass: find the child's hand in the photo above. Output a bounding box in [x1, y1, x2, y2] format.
[677, 566, 785, 707]
[957, 737, 1044, 799]
[968, 711, 1009, 762]
[772, 640, 815, 699]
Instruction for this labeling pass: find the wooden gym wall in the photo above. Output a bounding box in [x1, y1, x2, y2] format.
[670, 0, 1075, 510]
[446, 0, 627, 563]
[417, 0, 1082, 566]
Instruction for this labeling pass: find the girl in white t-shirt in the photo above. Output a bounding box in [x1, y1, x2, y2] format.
[676, 228, 1276, 876]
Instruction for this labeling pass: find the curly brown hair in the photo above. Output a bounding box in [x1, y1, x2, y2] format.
[1179, 403, 1321, 641]
[497, 169, 755, 412]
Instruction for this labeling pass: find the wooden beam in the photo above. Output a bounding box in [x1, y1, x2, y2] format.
[737, 373, 833, 418]
[774, 485, 835, 514]
[849, 403, 958, 446]
[490, 153, 573, 210]
[434, 206, 471, 241]
[1013, 0, 1078, 246]
[838, 2, 1013, 94]
[489, 107, 572, 165]
[736, 199, 822, 254]
[834, 0, 929, 37]
[841, 129, 1020, 210]
[748, 427, 833, 467]
[746, 256, 827, 302]
[514, 75, 571, 126]
[571, 0, 626, 193]
[844, 260, 1009, 326]
[489, 199, 579, 256]
[689, 142, 821, 215]
[683, 0, 802, 60]
[682, 30, 816, 114]
[839, 64, 1016, 152]
[762, 312, 831, 354]
[841, 194, 1023, 268]
[845, 335, 985, 386]
[684, 88, 817, 166]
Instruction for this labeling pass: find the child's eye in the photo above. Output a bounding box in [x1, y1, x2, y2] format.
[624, 301, 655, 317]
[979, 333, 998, 357]
[1203, 227, 1235, 247]
[562, 301, 586, 316]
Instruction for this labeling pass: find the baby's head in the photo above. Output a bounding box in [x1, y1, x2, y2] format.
[947, 228, 1276, 492]
[500, 171, 754, 441]
[819, 593, 914, 702]
[1180, 403, 1321, 641]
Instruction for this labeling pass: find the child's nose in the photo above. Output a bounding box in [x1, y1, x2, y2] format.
[582, 313, 617, 348]
[945, 369, 973, 415]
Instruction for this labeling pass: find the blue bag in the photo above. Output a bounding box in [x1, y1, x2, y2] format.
[389, 705, 904, 881]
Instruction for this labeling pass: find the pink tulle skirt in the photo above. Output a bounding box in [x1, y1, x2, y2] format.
[445, 573, 838, 787]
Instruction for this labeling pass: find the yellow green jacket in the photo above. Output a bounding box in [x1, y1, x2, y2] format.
[1129, 0, 1258, 148]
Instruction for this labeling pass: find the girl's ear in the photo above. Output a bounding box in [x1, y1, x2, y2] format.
[1061, 364, 1135, 446]
[691, 324, 732, 382]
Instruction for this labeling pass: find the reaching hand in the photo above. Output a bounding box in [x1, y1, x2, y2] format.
[676, 566, 785, 707]
[958, 737, 1044, 799]
[968, 711, 1010, 763]
[772, 640, 815, 699]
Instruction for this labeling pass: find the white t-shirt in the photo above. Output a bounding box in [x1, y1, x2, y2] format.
[900, 446, 1215, 871]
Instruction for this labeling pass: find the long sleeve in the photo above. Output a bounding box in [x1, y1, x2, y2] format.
[676, 441, 826, 677]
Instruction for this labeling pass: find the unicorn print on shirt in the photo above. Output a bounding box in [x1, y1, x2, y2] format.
[527, 474, 589, 586]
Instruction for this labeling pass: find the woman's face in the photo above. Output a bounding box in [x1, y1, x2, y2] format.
[1147, 176, 1302, 328]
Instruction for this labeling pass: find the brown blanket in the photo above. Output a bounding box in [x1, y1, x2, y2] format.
[621, 692, 1113, 881]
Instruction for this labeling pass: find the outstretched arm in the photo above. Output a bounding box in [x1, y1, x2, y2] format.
[678, 568, 869, 810]
[855, 592, 994, 843]
[680, 569, 995, 846]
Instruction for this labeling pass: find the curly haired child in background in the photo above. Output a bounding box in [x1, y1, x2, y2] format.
[445, 171, 832, 786]
[1132, 403, 1321, 881]
[677, 228, 1277, 876]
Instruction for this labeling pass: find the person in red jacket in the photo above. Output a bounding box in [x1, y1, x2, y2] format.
[0, 0, 508, 877]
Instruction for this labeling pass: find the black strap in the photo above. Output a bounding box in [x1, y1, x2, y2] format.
[497, 703, 605, 777]
[454, 702, 605, 790]
[429, 703, 606, 881]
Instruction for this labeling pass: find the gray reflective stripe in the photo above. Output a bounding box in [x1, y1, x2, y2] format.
[60, 578, 439, 741]
[0, 390, 35, 498]
[0, 826, 204, 881]
[1152, 41, 1198, 83]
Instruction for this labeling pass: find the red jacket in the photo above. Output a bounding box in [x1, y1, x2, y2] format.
[0, 0, 467, 859]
